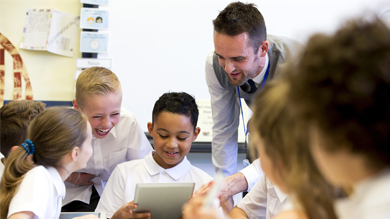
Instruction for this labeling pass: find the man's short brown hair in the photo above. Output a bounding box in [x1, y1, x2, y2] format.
[213, 2, 267, 54]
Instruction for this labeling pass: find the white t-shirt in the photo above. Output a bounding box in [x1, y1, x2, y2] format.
[335, 168, 390, 219]
[64, 108, 153, 205]
[8, 166, 65, 219]
[236, 176, 289, 219]
[95, 151, 213, 218]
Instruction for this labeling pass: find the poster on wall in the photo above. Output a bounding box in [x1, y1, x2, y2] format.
[19, 8, 79, 57]
[80, 8, 109, 29]
[81, 0, 108, 5]
[195, 99, 247, 142]
[80, 32, 109, 53]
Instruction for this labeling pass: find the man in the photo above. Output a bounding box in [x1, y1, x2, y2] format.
[203, 1, 302, 211]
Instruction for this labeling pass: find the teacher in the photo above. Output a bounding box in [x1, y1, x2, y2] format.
[205, 1, 302, 204]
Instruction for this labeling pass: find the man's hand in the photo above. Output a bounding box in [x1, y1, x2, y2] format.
[111, 201, 151, 219]
[182, 196, 225, 219]
[194, 173, 248, 210]
[66, 172, 95, 186]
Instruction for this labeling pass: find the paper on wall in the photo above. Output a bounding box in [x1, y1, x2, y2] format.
[20, 8, 79, 57]
[80, 8, 109, 29]
[80, 32, 108, 53]
[195, 99, 248, 143]
[81, 0, 108, 5]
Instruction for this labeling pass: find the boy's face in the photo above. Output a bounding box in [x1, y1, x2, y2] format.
[148, 112, 200, 169]
[74, 92, 122, 139]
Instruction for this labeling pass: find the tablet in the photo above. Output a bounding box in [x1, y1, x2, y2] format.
[133, 182, 195, 219]
[59, 212, 106, 219]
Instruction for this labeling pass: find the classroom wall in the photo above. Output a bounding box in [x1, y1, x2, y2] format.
[0, 0, 82, 102]
[1, 0, 389, 129]
[99, 0, 390, 132]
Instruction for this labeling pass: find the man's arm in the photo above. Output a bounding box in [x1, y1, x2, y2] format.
[194, 172, 247, 205]
[205, 51, 240, 177]
[239, 159, 263, 191]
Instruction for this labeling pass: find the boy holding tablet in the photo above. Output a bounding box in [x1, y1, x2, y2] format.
[95, 92, 213, 219]
[62, 67, 152, 211]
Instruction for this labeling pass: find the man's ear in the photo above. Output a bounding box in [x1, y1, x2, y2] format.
[259, 41, 269, 57]
[73, 99, 80, 110]
[192, 127, 201, 142]
[147, 122, 154, 138]
[71, 147, 79, 161]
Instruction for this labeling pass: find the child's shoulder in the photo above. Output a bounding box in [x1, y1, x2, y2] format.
[188, 164, 213, 183]
[116, 158, 144, 170]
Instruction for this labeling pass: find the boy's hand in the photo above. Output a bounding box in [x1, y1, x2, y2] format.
[111, 201, 151, 219]
[66, 172, 95, 186]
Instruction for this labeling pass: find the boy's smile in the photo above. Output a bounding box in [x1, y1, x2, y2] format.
[74, 91, 122, 139]
[148, 112, 200, 169]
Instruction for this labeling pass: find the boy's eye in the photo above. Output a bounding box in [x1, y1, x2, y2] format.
[158, 134, 168, 139]
[111, 113, 120, 116]
[92, 116, 101, 119]
[177, 137, 187, 141]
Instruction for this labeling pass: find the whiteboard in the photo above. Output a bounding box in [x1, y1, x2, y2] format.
[98, 0, 389, 132]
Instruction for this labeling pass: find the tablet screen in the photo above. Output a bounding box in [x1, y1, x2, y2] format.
[133, 182, 195, 219]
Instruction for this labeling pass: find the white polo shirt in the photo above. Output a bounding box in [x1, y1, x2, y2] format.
[64, 108, 153, 205]
[8, 166, 65, 219]
[335, 168, 390, 219]
[236, 176, 289, 219]
[95, 151, 213, 218]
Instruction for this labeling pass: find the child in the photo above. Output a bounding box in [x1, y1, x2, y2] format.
[63, 67, 152, 211]
[248, 80, 336, 219]
[183, 80, 337, 219]
[0, 100, 46, 178]
[288, 18, 390, 218]
[0, 107, 97, 219]
[95, 92, 213, 219]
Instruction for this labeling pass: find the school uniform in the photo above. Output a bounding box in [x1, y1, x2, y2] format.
[8, 166, 64, 219]
[95, 151, 213, 218]
[63, 108, 153, 207]
[335, 168, 390, 219]
[236, 176, 289, 219]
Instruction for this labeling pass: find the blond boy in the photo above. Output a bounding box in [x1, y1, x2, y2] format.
[62, 67, 152, 212]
